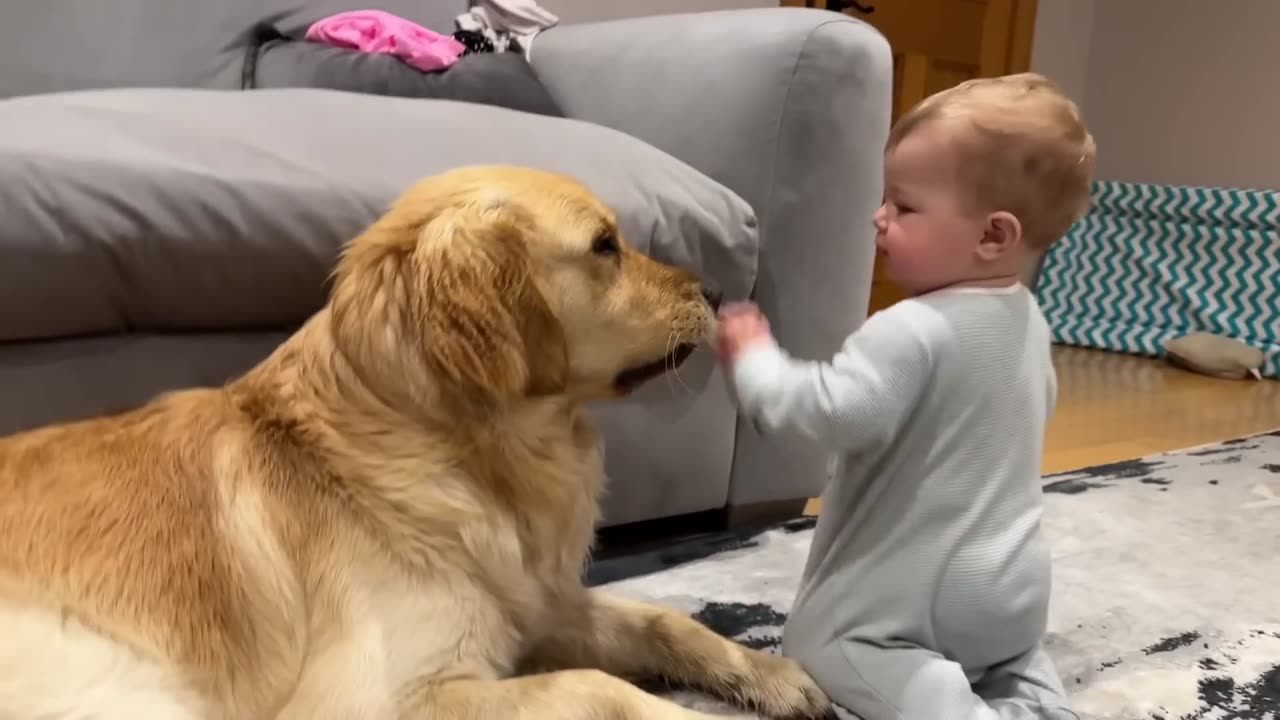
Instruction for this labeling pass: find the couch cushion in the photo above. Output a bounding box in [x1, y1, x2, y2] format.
[251, 38, 566, 118]
[0, 87, 759, 343]
[0, 0, 463, 98]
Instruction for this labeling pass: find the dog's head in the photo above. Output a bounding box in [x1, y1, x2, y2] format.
[328, 165, 720, 416]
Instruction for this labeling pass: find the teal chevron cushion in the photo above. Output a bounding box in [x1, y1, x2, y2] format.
[1035, 180, 1280, 378]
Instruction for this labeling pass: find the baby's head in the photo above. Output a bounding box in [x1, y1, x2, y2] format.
[873, 72, 1096, 295]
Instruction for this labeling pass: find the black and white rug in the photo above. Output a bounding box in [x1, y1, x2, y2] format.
[586, 430, 1280, 719]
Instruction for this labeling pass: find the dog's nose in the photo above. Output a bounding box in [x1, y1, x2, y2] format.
[700, 283, 723, 310]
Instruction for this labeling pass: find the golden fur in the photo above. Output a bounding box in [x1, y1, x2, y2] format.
[0, 165, 833, 720]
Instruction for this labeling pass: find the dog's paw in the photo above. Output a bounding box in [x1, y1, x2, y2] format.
[734, 650, 835, 720]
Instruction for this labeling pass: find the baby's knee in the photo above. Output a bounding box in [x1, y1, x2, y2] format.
[799, 638, 1077, 720]
[796, 638, 974, 720]
[986, 699, 1080, 720]
[788, 639, 895, 718]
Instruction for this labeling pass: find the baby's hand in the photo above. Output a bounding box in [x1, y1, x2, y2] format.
[715, 302, 773, 364]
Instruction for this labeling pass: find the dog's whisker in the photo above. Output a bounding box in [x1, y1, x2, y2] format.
[670, 330, 692, 395]
[664, 330, 678, 394]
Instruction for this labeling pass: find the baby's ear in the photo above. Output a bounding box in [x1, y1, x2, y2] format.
[978, 211, 1023, 260]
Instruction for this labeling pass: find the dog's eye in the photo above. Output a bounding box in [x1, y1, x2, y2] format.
[591, 232, 620, 256]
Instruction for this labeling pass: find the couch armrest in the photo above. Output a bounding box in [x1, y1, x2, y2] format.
[530, 7, 890, 346]
[531, 8, 892, 505]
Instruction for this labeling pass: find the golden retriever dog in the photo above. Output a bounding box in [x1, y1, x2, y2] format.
[0, 165, 833, 720]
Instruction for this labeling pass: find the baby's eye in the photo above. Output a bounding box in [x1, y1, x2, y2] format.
[896, 203, 917, 215]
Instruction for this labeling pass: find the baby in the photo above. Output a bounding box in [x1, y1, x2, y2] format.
[715, 73, 1095, 720]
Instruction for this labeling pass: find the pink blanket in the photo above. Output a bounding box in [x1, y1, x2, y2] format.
[305, 10, 466, 73]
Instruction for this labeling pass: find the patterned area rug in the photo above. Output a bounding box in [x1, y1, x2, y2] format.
[586, 430, 1280, 719]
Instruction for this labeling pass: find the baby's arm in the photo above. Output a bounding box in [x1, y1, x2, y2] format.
[727, 304, 937, 452]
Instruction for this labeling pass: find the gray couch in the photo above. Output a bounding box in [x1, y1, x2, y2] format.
[0, 1, 891, 530]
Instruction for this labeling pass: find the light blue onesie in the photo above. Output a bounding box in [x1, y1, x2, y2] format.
[729, 284, 1077, 720]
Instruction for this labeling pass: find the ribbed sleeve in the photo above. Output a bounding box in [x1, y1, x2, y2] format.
[730, 302, 941, 451]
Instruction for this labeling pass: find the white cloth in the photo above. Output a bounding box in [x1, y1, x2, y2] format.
[729, 284, 1075, 720]
[456, 0, 558, 58]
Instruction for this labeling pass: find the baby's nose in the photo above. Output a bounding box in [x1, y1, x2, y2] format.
[871, 204, 889, 230]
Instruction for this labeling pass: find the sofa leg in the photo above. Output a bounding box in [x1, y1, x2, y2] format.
[722, 498, 811, 531]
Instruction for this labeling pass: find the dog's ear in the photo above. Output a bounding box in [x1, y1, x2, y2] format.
[413, 205, 570, 403]
[330, 200, 569, 414]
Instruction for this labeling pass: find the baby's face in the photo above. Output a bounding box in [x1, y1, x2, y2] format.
[872, 126, 990, 296]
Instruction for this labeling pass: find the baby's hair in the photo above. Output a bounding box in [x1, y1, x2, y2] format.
[887, 72, 1097, 250]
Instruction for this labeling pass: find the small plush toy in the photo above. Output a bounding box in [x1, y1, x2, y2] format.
[1163, 332, 1264, 380]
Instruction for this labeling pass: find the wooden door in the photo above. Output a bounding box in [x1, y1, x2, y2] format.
[781, 0, 1039, 312]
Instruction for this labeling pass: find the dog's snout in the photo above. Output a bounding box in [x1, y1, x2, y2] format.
[700, 283, 723, 311]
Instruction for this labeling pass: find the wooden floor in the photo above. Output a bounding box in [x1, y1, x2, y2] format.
[1042, 345, 1280, 472]
[805, 346, 1280, 515]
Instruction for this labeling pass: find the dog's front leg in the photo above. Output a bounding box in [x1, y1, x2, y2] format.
[524, 589, 835, 720]
[403, 670, 726, 720]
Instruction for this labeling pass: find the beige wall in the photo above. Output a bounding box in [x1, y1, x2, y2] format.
[1029, 0, 1093, 109]
[543, 0, 1279, 190]
[1032, 0, 1280, 190]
